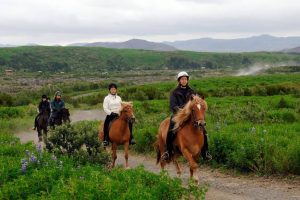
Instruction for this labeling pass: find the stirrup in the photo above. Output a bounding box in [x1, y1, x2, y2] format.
[204, 152, 212, 161]
[102, 141, 109, 146]
[130, 139, 136, 145]
[161, 151, 170, 162]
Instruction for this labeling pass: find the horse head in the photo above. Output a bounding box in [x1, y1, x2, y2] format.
[173, 95, 208, 131]
[190, 95, 207, 129]
[120, 102, 135, 123]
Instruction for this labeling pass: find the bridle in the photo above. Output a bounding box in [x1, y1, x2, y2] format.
[122, 107, 135, 124]
[191, 104, 206, 129]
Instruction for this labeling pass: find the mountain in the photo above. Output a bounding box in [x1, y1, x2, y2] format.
[164, 35, 300, 52]
[0, 44, 16, 47]
[69, 39, 177, 51]
[282, 46, 300, 53]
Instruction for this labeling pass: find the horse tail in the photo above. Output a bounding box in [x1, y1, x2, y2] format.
[155, 139, 161, 165]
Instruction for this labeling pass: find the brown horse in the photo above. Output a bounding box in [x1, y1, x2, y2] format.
[155, 95, 208, 182]
[98, 102, 135, 168]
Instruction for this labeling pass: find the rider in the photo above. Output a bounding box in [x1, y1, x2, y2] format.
[48, 91, 65, 127]
[32, 94, 51, 130]
[102, 83, 136, 146]
[161, 71, 212, 162]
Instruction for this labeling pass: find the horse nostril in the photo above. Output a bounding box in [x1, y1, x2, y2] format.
[204, 122, 206, 126]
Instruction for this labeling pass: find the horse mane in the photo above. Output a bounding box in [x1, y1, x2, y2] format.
[172, 95, 207, 131]
[120, 102, 133, 112]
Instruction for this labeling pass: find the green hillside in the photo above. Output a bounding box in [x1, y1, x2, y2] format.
[1, 46, 300, 72]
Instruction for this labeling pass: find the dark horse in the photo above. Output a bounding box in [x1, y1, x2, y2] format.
[50, 108, 71, 129]
[37, 110, 50, 142]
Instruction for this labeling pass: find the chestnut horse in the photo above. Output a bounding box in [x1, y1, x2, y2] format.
[98, 102, 135, 168]
[155, 95, 208, 182]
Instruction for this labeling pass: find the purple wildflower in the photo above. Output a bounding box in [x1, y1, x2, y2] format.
[30, 154, 37, 163]
[36, 144, 42, 153]
[21, 161, 28, 174]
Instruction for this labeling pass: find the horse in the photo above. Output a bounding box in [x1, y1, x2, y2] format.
[36, 110, 50, 142]
[98, 102, 135, 168]
[51, 108, 71, 129]
[155, 95, 208, 182]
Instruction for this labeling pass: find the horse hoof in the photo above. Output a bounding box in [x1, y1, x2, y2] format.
[125, 166, 131, 170]
[191, 176, 199, 184]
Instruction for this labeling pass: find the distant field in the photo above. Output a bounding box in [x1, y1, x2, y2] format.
[1, 46, 300, 73]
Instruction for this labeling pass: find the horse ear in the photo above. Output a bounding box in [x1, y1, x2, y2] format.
[190, 94, 195, 100]
[201, 95, 205, 100]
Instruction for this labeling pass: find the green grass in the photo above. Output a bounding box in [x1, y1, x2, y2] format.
[0, 116, 205, 199]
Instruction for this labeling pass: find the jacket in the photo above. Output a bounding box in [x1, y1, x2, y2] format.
[38, 101, 51, 114]
[51, 99, 65, 112]
[103, 94, 122, 115]
[170, 85, 195, 114]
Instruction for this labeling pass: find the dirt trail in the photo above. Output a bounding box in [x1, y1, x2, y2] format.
[15, 109, 300, 200]
[15, 109, 106, 143]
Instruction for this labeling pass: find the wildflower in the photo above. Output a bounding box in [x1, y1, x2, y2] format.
[251, 127, 256, 133]
[263, 129, 267, 134]
[30, 154, 37, 163]
[21, 161, 28, 174]
[36, 144, 42, 153]
[21, 158, 27, 164]
[25, 150, 30, 157]
[51, 154, 57, 161]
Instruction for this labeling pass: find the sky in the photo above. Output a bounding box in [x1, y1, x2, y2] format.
[0, 0, 300, 45]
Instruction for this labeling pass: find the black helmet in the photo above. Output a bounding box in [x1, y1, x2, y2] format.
[108, 83, 117, 90]
[42, 94, 47, 99]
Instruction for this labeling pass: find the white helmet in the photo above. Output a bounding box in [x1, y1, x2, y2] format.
[177, 71, 189, 81]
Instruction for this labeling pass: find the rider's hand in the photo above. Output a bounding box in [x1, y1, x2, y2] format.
[110, 112, 119, 117]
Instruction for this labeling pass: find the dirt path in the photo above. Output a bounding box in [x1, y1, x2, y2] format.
[15, 109, 106, 143]
[15, 109, 300, 200]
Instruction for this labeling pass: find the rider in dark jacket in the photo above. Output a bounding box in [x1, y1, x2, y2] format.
[32, 94, 51, 130]
[48, 91, 65, 126]
[161, 71, 212, 162]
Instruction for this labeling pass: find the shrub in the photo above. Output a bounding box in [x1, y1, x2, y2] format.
[45, 121, 110, 165]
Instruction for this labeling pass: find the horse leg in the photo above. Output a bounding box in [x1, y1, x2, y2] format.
[111, 143, 117, 168]
[182, 148, 199, 183]
[124, 142, 130, 169]
[37, 127, 42, 142]
[173, 155, 182, 177]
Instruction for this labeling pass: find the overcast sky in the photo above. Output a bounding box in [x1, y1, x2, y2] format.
[1, 0, 300, 45]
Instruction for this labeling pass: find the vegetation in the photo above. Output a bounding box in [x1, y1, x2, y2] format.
[1, 46, 300, 73]
[0, 109, 206, 199]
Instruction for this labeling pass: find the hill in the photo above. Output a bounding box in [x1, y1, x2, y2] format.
[165, 35, 300, 52]
[282, 46, 300, 53]
[0, 46, 300, 73]
[69, 39, 177, 51]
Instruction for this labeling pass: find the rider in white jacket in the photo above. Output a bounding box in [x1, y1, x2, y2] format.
[102, 83, 136, 146]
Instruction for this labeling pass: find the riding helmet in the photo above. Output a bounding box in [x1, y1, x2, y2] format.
[177, 71, 189, 81]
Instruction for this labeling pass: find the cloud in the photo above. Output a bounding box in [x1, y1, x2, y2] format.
[0, 0, 300, 44]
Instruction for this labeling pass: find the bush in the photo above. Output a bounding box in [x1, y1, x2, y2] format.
[46, 121, 110, 165]
[0, 92, 13, 106]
